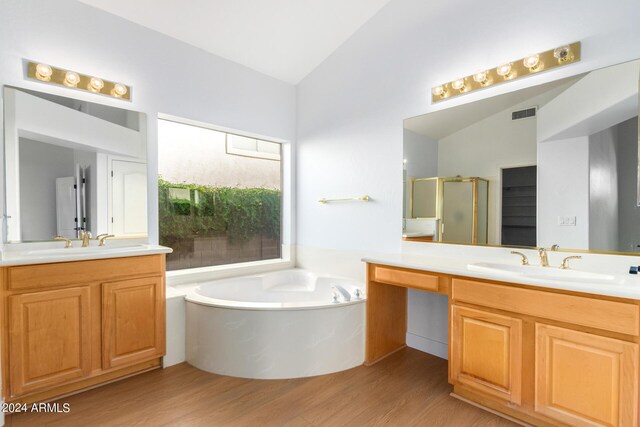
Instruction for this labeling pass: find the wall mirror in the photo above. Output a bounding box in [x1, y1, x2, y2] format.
[3, 86, 148, 243]
[403, 59, 640, 254]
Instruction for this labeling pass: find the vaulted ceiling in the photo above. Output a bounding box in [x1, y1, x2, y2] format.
[78, 0, 392, 84]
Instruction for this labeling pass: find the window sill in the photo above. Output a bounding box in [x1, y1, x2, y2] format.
[165, 255, 294, 286]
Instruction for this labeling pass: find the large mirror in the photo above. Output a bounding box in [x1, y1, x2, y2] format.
[403, 59, 640, 254]
[3, 87, 148, 242]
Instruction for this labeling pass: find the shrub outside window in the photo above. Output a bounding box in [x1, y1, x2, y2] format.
[158, 119, 282, 271]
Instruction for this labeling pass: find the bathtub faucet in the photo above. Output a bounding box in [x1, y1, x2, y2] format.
[332, 284, 351, 302]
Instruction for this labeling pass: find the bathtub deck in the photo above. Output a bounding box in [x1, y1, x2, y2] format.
[7, 348, 515, 426]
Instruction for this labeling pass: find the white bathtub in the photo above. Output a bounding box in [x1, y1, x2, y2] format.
[185, 269, 366, 379]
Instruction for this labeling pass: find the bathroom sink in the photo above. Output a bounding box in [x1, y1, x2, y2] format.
[4, 244, 149, 259]
[0, 244, 172, 265]
[22, 244, 147, 256]
[467, 262, 616, 283]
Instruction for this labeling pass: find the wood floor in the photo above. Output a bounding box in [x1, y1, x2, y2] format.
[7, 348, 516, 426]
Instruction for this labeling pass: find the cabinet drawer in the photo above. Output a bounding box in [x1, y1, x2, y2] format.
[372, 265, 440, 292]
[452, 278, 640, 336]
[8, 255, 164, 291]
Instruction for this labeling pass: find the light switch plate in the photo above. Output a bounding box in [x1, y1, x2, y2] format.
[558, 216, 577, 226]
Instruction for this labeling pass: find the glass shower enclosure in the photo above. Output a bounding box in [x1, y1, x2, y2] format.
[411, 177, 488, 244]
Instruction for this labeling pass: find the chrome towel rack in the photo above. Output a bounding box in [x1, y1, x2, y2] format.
[319, 195, 370, 204]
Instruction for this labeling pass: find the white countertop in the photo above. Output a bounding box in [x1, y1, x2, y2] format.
[0, 244, 172, 266]
[363, 253, 640, 300]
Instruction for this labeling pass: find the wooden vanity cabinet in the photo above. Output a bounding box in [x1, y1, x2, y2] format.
[450, 305, 522, 405]
[2, 254, 166, 404]
[8, 286, 92, 396]
[102, 276, 165, 369]
[535, 324, 638, 427]
[451, 278, 640, 427]
[366, 263, 640, 427]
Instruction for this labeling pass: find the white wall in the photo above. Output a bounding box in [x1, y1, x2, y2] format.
[157, 119, 281, 189]
[0, 0, 296, 246]
[296, 0, 640, 358]
[537, 137, 590, 249]
[589, 127, 619, 251]
[19, 138, 75, 241]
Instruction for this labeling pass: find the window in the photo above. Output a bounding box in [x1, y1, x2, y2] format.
[157, 119, 282, 271]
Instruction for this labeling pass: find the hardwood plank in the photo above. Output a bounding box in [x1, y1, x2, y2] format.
[7, 348, 516, 427]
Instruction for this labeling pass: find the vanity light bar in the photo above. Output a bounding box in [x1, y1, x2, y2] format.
[431, 42, 581, 103]
[26, 61, 131, 101]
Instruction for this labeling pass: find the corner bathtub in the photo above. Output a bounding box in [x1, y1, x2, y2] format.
[185, 269, 366, 379]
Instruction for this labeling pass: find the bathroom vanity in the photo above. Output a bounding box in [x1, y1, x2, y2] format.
[395, 52, 640, 426]
[0, 247, 170, 404]
[0, 81, 170, 404]
[364, 257, 640, 427]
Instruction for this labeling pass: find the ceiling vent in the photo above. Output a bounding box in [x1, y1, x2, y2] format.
[512, 107, 537, 120]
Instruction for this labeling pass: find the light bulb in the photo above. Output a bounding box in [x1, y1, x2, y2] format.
[63, 71, 80, 87]
[451, 78, 466, 92]
[553, 45, 573, 63]
[111, 83, 128, 97]
[35, 63, 53, 81]
[523, 54, 542, 71]
[473, 71, 489, 85]
[496, 63, 515, 80]
[88, 77, 104, 92]
[431, 85, 445, 97]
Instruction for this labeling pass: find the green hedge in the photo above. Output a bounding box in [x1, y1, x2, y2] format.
[158, 178, 281, 243]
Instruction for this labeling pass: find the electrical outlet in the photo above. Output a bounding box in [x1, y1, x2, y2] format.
[558, 216, 576, 226]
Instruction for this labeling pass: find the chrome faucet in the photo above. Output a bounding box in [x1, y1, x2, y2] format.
[331, 284, 351, 302]
[538, 248, 549, 267]
[80, 230, 92, 247]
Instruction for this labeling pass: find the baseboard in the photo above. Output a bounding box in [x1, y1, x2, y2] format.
[406, 332, 448, 359]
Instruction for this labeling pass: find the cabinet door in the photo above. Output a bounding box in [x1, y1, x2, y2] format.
[9, 287, 91, 396]
[450, 305, 522, 404]
[102, 276, 165, 369]
[535, 324, 638, 427]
